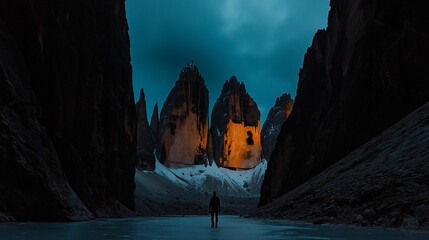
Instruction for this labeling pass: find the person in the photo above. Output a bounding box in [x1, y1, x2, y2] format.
[209, 191, 220, 228]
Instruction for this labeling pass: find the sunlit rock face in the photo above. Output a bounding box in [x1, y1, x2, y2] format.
[136, 89, 156, 170]
[158, 63, 209, 167]
[0, 0, 135, 221]
[261, 94, 293, 160]
[259, 0, 429, 207]
[210, 77, 261, 170]
[223, 119, 262, 169]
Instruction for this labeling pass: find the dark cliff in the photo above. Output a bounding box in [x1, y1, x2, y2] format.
[210, 76, 261, 170]
[260, 0, 429, 206]
[158, 63, 209, 167]
[136, 89, 155, 170]
[261, 93, 293, 160]
[0, 0, 136, 221]
[257, 101, 429, 228]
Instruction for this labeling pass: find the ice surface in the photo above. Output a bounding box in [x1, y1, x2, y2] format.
[1, 216, 428, 240]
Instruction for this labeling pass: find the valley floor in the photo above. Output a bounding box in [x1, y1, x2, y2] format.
[1, 216, 429, 240]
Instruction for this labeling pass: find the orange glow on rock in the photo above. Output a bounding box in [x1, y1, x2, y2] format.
[284, 101, 294, 118]
[161, 103, 209, 167]
[221, 119, 261, 169]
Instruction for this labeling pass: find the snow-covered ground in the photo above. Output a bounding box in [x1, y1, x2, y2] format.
[159, 160, 267, 197]
[134, 160, 267, 216]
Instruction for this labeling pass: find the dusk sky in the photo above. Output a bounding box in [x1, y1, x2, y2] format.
[126, 0, 330, 122]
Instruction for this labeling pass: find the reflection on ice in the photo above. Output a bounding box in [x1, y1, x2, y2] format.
[1, 216, 428, 240]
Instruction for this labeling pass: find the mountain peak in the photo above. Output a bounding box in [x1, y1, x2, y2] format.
[181, 60, 199, 73]
[138, 88, 146, 103]
[221, 76, 247, 96]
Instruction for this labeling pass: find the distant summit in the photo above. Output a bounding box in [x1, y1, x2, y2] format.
[210, 76, 261, 170]
[136, 89, 156, 170]
[184, 60, 196, 69]
[261, 93, 293, 160]
[158, 63, 210, 167]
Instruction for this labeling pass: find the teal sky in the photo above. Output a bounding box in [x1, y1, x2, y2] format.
[126, 0, 329, 123]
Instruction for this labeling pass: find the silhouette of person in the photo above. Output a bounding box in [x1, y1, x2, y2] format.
[209, 191, 220, 228]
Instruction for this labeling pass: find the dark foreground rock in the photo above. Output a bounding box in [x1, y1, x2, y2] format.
[0, 0, 136, 221]
[260, 0, 429, 206]
[261, 94, 293, 160]
[256, 102, 429, 228]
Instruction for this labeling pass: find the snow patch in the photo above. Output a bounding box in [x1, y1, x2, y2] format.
[143, 159, 268, 197]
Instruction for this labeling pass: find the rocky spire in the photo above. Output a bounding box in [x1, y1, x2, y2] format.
[261, 93, 294, 160]
[210, 76, 261, 170]
[136, 89, 156, 170]
[158, 63, 209, 167]
[150, 103, 159, 142]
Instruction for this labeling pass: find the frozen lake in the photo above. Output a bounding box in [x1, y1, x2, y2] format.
[1, 215, 428, 240]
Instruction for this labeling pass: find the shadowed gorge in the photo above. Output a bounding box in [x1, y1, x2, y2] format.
[1, 0, 429, 236]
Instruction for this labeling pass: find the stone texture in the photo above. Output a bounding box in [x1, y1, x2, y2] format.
[260, 0, 429, 207]
[261, 93, 293, 160]
[136, 89, 156, 170]
[0, 0, 136, 221]
[158, 63, 209, 167]
[256, 101, 429, 228]
[150, 103, 159, 143]
[210, 76, 261, 170]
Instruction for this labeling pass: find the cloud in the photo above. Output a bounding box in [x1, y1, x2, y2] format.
[126, 0, 329, 122]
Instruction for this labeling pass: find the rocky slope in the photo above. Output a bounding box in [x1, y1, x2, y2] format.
[260, 0, 429, 206]
[136, 89, 156, 170]
[158, 63, 209, 167]
[0, 0, 135, 221]
[257, 101, 429, 228]
[210, 77, 261, 170]
[261, 94, 293, 160]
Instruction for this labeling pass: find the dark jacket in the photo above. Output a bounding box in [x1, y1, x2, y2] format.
[209, 196, 220, 212]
